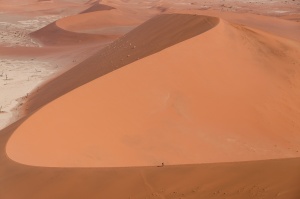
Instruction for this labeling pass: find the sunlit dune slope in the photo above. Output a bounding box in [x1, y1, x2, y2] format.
[7, 14, 300, 167]
[1, 120, 300, 198]
[25, 14, 219, 114]
[56, 9, 141, 35]
[1, 120, 300, 199]
[30, 3, 138, 46]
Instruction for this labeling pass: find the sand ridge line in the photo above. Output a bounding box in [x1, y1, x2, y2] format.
[6, 13, 300, 167]
[0, 1, 300, 198]
[23, 14, 219, 115]
[0, 1, 134, 130]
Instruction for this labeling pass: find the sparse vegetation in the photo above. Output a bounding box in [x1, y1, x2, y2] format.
[0, 58, 53, 128]
[0, 106, 4, 113]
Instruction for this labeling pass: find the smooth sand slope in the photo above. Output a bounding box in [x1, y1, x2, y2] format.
[181, 10, 300, 43]
[0, 0, 142, 141]
[0, 10, 300, 199]
[22, 14, 220, 114]
[56, 9, 141, 35]
[0, 0, 140, 129]
[28, 1, 149, 46]
[1, 123, 300, 199]
[7, 14, 300, 167]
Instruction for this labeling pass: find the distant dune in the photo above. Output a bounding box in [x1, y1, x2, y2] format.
[30, 4, 145, 45]
[30, 21, 117, 45]
[56, 9, 141, 34]
[80, 2, 114, 14]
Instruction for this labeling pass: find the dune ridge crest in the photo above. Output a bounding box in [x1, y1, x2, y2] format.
[55, 9, 141, 35]
[7, 14, 300, 167]
[80, 1, 115, 14]
[30, 21, 118, 45]
[25, 14, 219, 114]
[29, 5, 121, 46]
[1, 0, 300, 196]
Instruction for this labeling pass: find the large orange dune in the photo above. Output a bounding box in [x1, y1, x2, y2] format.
[23, 14, 220, 115]
[7, 14, 300, 167]
[1, 0, 300, 198]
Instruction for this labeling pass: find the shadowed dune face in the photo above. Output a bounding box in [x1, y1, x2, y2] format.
[0, 0, 123, 47]
[6, 14, 300, 167]
[24, 14, 219, 114]
[1, 1, 300, 197]
[30, 22, 118, 46]
[29, 4, 147, 46]
[80, 2, 115, 14]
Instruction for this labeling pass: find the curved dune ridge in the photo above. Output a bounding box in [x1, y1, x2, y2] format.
[29, 1, 150, 46]
[6, 14, 300, 167]
[1, 4, 300, 197]
[24, 14, 219, 115]
[30, 22, 117, 46]
[30, 2, 141, 46]
[80, 2, 115, 14]
[56, 9, 141, 35]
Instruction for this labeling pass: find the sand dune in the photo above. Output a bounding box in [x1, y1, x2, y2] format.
[1, 1, 300, 198]
[30, 21, 117, 46]
[23, 14, 219, 114]
[80, 1, 115, 14]
[30, 3, 146, 45]
[56, 9, 141, 35]
[179, 10, 300, 42]
[0, 0, 120, 47]
[0, 0, 109, 129]
[7, 14, 300, 167]
[1, 118, 300, 199]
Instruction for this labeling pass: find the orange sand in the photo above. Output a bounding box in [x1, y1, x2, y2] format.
[1, 1, 300, 198]
[7, 15, 300, 167]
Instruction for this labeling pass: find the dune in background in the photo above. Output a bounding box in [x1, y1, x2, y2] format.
[30, 6, 140, 45]
[7, 14, 300, 167]
[26, 0, 159, 46]
[80, 1, 114, 14]
[56, 9, 142, 35]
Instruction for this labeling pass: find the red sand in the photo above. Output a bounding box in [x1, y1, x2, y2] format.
[7, 15, 300, 167]
[1, 0, 300, 198]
